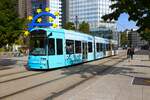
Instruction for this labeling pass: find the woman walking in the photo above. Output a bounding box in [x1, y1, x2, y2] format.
[127, 47, 134, 61]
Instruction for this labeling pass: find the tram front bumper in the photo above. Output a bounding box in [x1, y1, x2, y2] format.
[27, 56, 48, 69]
[28, 62, 47, 69]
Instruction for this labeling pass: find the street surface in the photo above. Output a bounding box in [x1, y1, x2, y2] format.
[0, 50, 150, 100]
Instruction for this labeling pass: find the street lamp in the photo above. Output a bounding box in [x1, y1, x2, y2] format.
[75, 15, 78, 31]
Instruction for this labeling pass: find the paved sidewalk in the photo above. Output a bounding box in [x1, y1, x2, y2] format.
[54, 51, 150, 100]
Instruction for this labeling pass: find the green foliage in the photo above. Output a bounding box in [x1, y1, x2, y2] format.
[15, 36, 24, 45]
[0, 48, 5, 52]
[64, 22, 75, 30]
[140, 28, 150, 44]
[79, 21, 90, 34]
[0, 0, 25, 48]
[120, 32, 128, 47]
[102, 0, 150, 42]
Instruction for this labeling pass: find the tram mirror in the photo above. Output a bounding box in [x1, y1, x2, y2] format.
[48, 32, 53, 37]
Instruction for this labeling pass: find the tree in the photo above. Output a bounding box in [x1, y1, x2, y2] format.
[140, 28, 150, 43]
[64, 22, 75, 30]
[79, 21, 90, 34]
[102, 0, 150, 43]
[0, 0, 25, 48]
[120, 32, 128, 47]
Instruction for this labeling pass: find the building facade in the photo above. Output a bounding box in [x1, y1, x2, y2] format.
[68, 0, 116, 32]
[48, 0, 62, 28]
[128, 31, 147, 48]
[18, 0, 62, 28]
[18, 0, 31, 18]
[31, 0, 62, 28]
[18, 0, 25, 18]
[61, 0, 69, 28]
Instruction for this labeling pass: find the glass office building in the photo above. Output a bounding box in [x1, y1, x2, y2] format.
[68, 0, 116, 32]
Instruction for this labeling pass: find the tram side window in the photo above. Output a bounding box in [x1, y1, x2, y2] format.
[48, 38, 55, 55]
[96, 43, 100, 52]
[109, 44, 112, 50]
[106, 44, 110, 51]
[112, 44, 114, 50]
[88, 42, 92, 53]
[75, 41, 81, 53]
[66, 40, 74, 54]
[108, 44, 110, 51]
[100, 43, 103, 51]
[103, 43, 106, 51]
[57, 39, 63, 55]
[106, 44, 108, 51]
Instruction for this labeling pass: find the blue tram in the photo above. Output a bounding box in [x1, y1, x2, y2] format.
[27, 28, 118, 70]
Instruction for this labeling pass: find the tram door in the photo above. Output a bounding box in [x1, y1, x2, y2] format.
[48, 37, 65, 69]
[82, 42, 88, 61]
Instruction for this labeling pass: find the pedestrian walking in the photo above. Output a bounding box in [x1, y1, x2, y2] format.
[127, 47, 134, 61]
[130, 47, 135, 60]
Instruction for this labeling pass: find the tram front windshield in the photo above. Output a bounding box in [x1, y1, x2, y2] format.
[29, 30, 47, 56]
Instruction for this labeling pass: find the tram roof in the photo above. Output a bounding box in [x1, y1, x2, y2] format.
[30, 28, 65, 33]
[30, 28, 93, 37]
[30, 28, 117, 44]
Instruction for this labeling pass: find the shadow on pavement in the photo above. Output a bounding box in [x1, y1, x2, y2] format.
[59, 64, 146, 84]
[59, 53, 148, 80]
[59, 57, 143, 78]
[133, 77, 150, 86]
[47, 58, 146, 99]
[123, 64, 150, 68]
[109, 67, 145, 76]
[0, 59, 17, 66]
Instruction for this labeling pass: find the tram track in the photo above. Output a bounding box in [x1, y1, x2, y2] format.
[0, 54, 126, 99]
[0, 67, 13, 71]
[0, 70, 28, 78]
[46, 56, 126, 99]
[0, 72, 47, 84]
[0, 54, 123, 81]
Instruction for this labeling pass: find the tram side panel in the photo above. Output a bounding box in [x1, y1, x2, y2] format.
[87, 38, 94, 61]
[111, 44, 115, 56]
[112, 40, 118, 55]
[64, 30, 94, 66]
[106, 44, 111, 57]
[105, 39, 112, 57]
[47, 30, 66, 69]
[27, 28, 118, 70]
[94, 37, 106, 59]
[65, 30, 83, 66]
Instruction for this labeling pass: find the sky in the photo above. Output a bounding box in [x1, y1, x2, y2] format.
[117, 13, 139, 32]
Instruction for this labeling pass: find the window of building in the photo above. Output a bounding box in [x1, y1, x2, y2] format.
[56, 39, 63, 55]
[66, 40, 74, 54]
[75, 41, 81, 53]
[88, 42, 92, 53]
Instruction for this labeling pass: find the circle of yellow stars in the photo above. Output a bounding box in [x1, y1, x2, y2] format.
[25, 7, 60, 37]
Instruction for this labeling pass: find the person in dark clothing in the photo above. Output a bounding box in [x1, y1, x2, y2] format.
[130, 47, 134, 59]
[127, 47, 134, 61]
